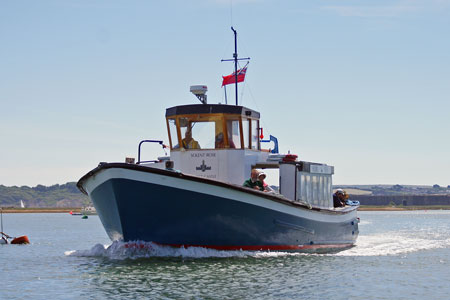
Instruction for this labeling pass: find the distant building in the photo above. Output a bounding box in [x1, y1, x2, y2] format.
[433, 184, 440, 188]
[393, 184, 403, 190]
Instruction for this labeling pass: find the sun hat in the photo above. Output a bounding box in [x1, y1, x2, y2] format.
[336, 188, 344, 195]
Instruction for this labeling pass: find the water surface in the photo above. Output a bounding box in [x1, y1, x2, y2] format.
[1, 211, 449, 299]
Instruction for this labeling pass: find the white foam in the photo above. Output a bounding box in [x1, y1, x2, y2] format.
[66, 241, 262, 259]
[65, 230, 450, 259]
[358, 219, 372, 226]
[65, 241, 320, 260]
[336, 231, 450, 256]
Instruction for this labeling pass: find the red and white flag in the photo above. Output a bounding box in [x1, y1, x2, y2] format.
[222, 66, 248, 87]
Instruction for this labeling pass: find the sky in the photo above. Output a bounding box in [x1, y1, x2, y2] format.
[1, 0, 449, 187]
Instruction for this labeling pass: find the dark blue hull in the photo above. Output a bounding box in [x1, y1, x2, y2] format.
[81, 166, 359, 252]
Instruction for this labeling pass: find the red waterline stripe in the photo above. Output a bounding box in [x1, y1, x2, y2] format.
[124, 242, 353, 251]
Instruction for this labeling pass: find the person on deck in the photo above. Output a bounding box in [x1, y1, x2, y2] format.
[258, 172, 273, 192]
[182, 128, 200, 149]
[243, 169, 264, 191]
[333, 188, 347, 208]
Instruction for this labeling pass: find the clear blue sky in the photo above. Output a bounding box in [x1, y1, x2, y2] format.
[1, 0, 449, 187]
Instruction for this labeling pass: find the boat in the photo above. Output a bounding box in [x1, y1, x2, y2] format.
[81, 206, 97, 215]
[77, 28, 359, 252]
[0, 209, 30, 245]
[10, 235, 30, 244]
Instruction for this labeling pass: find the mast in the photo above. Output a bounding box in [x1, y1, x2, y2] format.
[232, 27, 238, 106]
[221, 27, 250, 106]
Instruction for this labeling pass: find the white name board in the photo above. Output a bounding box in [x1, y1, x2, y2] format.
[188, 151, 219, 179]
[310, 164, 333, 175]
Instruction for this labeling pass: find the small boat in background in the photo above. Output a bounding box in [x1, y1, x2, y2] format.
[0, 233, 7, 244]
[1, 232, 30, 245]
[0, 208, 30, 245]
[11, 235, 30, 244]
[81, 206, 97, 215]
[69, 206, 96, 216]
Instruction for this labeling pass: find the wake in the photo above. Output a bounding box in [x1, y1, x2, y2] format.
[336, 231, 450, 256]
[65, 230, 450, 259]
[64, 241, 300, 259]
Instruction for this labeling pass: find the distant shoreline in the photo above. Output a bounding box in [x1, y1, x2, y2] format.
[1, 208, 80, 213]
[2, 206, 450, 213]
[358, 205, 450, 211]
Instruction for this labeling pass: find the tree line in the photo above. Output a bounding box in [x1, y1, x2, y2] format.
[0, 182, 90, 208]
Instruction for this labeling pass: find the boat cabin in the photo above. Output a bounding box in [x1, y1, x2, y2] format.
[165, 104, 270, 185]
[166, 104, 261, 151]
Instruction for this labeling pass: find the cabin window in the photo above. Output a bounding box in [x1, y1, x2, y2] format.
[193, 121, 216, 149]
[325, 176, 332, 205]
[319, 176, 324, 207]
[226, 118, 241, 149]
[312, 175, 319, 206]
[297, 172, 333, 208]
[167, 118, 178, 149]
[170, 113, 259, 150]
[178, 115, 224, 149]
[242, 119, 250, 149]
[251, 119, 259, 150]
[305, 174, 311, 200]
[299, 174, 306, 201]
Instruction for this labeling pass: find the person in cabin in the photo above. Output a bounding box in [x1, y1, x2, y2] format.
[226, 121, 237, 148]
[182, 127, 200, 149]
[243, 169, 264, 191]
[333, 188, 347, 208]
[215, 132, 236, 149]
[215, 132, 225, 148]
[258, 172, 273, 192]
[227, 130, 236, 148]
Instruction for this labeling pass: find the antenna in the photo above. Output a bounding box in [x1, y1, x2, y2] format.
[221, 27, 250, 106]
[190, 85, 208, 104]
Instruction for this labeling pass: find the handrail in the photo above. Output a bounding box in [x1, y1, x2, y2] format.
[260, 135, 279, 153]
[137, 140, 167, 164]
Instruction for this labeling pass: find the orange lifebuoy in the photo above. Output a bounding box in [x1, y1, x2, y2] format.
[11, 236, 30, 244]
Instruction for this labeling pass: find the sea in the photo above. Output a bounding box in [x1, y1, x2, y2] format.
[1, 211, 450, 300]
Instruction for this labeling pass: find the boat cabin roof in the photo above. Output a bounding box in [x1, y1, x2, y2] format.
[166, 104, 260, 119]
